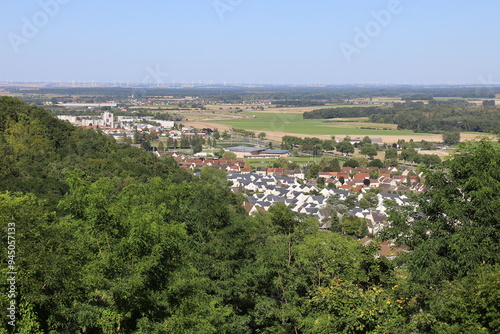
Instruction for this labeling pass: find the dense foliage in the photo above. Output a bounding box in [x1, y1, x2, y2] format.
[382, 139, 500, 332]
[370, 101, 500, 133]
[303, 107, 384, 119]
[1, 98, 499, 333]
[0, 97, 188, 206]
[383, 139, 500, 284]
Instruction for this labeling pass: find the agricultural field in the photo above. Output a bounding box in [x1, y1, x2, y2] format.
[244, 156, 329, 168]
[203, 103, 379, 112]
[211, 112, 415, 137]
[182, 106, 492, 144]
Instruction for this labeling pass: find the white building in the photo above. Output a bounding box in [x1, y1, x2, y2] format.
[58, 112, 114, 127]
[156, 120, 175, 129]
[102, 112, 114, 127]
[116, 116, 136, 122]
[57, 115, 77, 123]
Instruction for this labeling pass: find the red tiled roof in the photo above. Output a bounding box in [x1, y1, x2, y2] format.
[337, 173, 349, 179]
[353, 173, 370, 180]
[353, 167, 376, 172]
[267, 168, 284, 173]
[319, 172, 338, 177]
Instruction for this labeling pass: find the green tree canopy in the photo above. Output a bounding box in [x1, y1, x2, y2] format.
[336, 140, 354, 155]
[368, 159, 384, 168]
[383, 139, 500, 285]
[221, 151, 237, 160]
[343, 158, 359, 168]
[318, 156, 341, 172]
[360, 145, 378, 159]
[442, 131, 461, 145]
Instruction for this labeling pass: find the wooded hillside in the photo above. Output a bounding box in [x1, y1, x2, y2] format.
[1, 97, 499, 333]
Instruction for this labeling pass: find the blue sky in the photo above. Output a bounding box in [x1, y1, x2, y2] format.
[1, 0, 499, 85]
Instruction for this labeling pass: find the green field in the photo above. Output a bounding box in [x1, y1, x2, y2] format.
[212, 112, 418, 136]
[246, 156, 329, 168]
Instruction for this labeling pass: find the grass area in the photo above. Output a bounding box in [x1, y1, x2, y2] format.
[217, 142, 262, 148]
[247, 156, 351, 168]
[377, 97, 401, 101]
[212, 112, 417, 137]
[321, 118, 371, 122]
[246, 156, 324, 168]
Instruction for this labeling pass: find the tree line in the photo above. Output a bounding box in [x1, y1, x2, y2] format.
[303, 107, 385, 119]
[370, 101, 500, 133]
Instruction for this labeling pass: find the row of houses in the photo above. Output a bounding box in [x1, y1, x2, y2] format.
[172, 155, 304, 176]
[318, 167, 426, 193]
[174, 156, 425, 194]
[228, 173, 411, 236]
